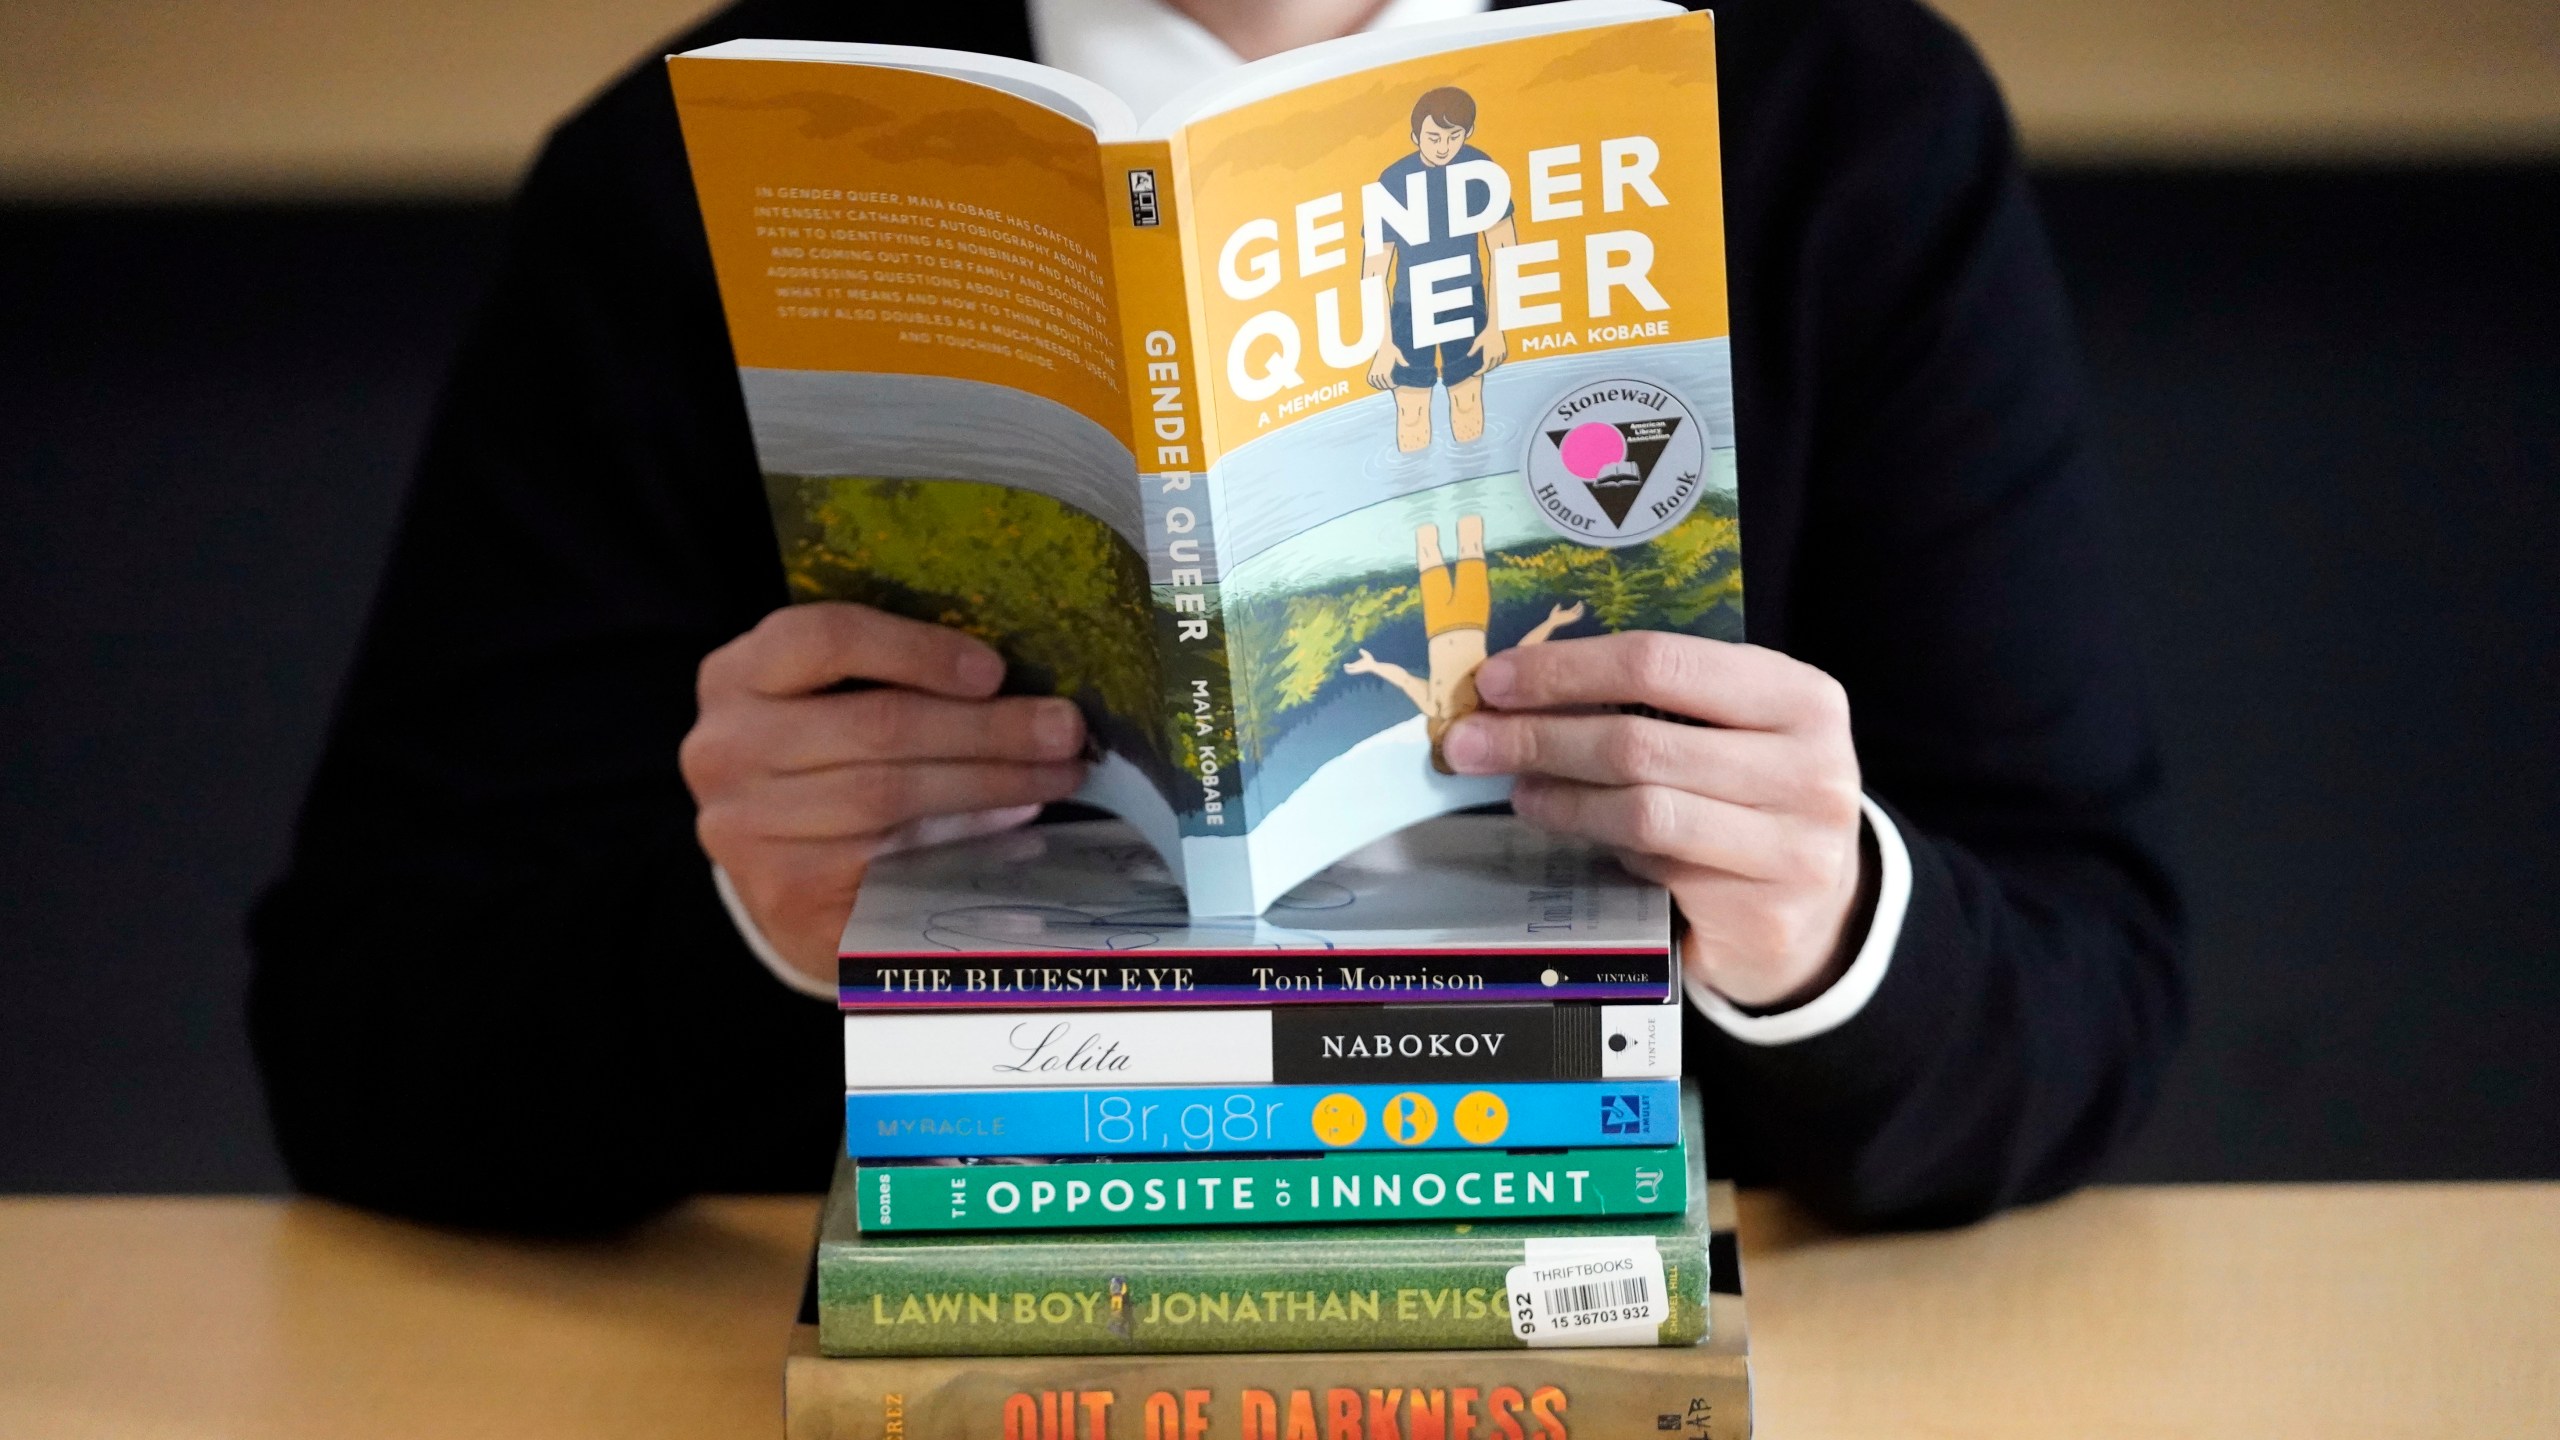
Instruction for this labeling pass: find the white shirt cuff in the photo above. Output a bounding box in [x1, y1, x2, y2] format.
[1684, 794, 1913, 1046]
[711, 864, 837, 1002]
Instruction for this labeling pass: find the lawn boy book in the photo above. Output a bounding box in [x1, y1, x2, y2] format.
[845, 1079, 1677, 1159]
[855, 1137, 1685, 1232]
[787, 1186, 1750, 1438]
[842, 1000, 1681, 1089]
[818, 1086, 1712, 1356]
[669, 0, 1744, 917]
[834, 815, 1674, 1009]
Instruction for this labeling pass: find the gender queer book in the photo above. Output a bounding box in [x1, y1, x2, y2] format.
[818, 1086, 1712, 1356]
[668, 0, 1743, 915]
[833, 815, 1675, 1009]
[786, 1184, 1750, 1437]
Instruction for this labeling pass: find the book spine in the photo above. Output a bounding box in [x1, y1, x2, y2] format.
[838, 948, 1675, 1009]
[788, 1325, 1751, 1437]
[1102, 139, 1239, 843]
[843, 1003, 1683, 1088]
[819, 1230, 1707, 1357]
[855, 1143, 1686, 1231]
[843, 1079, 1679, 1158]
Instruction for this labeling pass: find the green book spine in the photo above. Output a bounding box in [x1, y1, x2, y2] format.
[856, 1143, 1686, 1232]
[819, 1088, 1710, 1356]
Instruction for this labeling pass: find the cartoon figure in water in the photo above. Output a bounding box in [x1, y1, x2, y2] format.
[1363, 86, 1520, 454]
[1346, 514, 1585, 773]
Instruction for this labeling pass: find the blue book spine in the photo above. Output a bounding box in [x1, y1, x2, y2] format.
[842, 1079, 1679, 1158]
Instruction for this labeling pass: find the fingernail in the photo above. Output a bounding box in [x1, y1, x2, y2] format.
[1473, 656, 1514, 705]
[958, 647, 1006, 694]
[1034, 700, 1084, 757]
[1441, 721, 1491, 773]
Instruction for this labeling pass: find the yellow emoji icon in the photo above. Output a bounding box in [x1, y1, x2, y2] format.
[1453, 1090, 1509, 1144]
[1310, 1092, 1367, 1147]
[1381, 1091, 1440, 1146]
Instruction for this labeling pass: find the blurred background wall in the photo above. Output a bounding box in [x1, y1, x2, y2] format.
[3, 0, 2554, 1191]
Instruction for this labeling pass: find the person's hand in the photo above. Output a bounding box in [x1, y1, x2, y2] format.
[1440, 633, 1868, 1009]
[1468, 324, 1507, 372]
[679, 603, 1089, 985]
[1367, 339, 1405, 390]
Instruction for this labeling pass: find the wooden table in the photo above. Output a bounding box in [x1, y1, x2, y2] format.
[3, 1184, 2554, 1438]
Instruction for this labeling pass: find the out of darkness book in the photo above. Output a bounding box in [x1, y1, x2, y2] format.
[817, 1086, 1709, 1356]
[669, 0, 1743, 917]
[834, 815, 1674, 1010]
[787, 1184, 1751, 1437]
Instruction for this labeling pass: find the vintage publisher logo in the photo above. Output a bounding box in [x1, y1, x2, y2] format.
[1523, 379, 1707, 548]
[1126, 168, 1161, 227]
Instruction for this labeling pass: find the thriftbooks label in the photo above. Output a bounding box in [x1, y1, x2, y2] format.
[1505, 1237, 1669, 1348]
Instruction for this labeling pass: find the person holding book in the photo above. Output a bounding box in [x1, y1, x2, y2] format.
[249, 0, 2185, 1235]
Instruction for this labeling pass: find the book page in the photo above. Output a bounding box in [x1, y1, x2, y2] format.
[672, 58, 1198, 858]
[1164, 12, 1743, 901]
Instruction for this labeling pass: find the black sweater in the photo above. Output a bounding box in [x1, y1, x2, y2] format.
[248, 0, 2184, 1233]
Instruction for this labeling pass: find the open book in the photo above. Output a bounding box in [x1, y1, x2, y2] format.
[669, 0, 1742, 915]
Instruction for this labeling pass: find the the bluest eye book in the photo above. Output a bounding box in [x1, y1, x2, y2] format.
[833, 815, 1677, 1009]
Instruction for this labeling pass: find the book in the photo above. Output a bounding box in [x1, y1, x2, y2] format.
[818, 1085, 1710, 1356]
[789, 1183, 1747, 1437]
[833, 815, 1674, 1010]
[668, 0, 1743, 917]
[845, 1078, 1680, 1159]
[843, 1001, 1682, 1089]
[854, 1138, 1686, 1232]
[784, 1309, 1754, 1439]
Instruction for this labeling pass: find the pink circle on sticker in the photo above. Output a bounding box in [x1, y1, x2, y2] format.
[1558, 421, 1626, 479]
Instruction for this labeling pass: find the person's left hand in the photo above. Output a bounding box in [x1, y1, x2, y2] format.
[1440, 632, 1869, 1009]
[1468, 324, 1508, 372]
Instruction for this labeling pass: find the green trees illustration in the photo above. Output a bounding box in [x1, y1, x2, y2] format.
[1226, 500, 1743, 765]
[767, 475, 1164, 750]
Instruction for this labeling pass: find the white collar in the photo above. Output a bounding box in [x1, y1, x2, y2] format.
[1029, 0, 1494, 124]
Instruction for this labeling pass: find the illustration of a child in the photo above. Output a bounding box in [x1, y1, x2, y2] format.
[1346, 514, 1585, 772]
[1362, 87, 1519, 455]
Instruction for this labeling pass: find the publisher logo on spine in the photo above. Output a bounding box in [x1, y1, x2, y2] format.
[1523, 379, 1706, 548]
[1598, 1090, 1654, 1136]
[1126, 168, 1160, 227]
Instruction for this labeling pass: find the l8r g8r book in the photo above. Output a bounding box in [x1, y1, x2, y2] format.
[669, 0, 1743, 915]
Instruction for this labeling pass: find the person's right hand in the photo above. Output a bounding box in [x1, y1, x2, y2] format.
[679, 603, 1089, 986]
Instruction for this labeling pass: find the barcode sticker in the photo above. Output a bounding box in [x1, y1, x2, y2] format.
[1504, 1236, 1668, 1348]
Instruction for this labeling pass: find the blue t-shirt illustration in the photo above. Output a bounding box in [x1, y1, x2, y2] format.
[1376, 143, 1513, 386]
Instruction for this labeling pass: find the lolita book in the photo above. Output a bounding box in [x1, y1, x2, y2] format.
[670, 0, 1742, 914]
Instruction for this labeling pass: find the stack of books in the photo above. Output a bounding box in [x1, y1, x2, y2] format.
[663, 0, 1761, 1430]
[792, 817, 1749, 1437]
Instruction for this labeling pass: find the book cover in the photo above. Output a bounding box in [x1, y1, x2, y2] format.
[834, 815, 1674, 1009]
[818, 1086, 1709, 1356]
[797, 1188, 1744, 1427]
[668, 0, 1742, 916]
[845, 1079, 1679, 1159]
[843, 1000, 1681, 1088]
[855, 1137, 1686, 1232]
